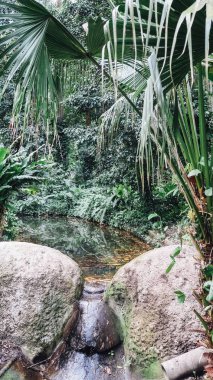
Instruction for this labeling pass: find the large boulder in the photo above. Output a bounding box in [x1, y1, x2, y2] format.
[0, 242, 83, 361]
[105, 245, 202, 379]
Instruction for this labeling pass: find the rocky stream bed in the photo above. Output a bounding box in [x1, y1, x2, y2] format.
[0, 217, 204, 380]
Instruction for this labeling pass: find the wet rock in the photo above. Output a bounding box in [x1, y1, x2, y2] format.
[0, 341, 22, 371]
[0, 242, 83, 361]
[106, 245, 202, 377]
[84, 281, 107, 295]
[52, 347, 125, 380]
[70, 281, 121, 353]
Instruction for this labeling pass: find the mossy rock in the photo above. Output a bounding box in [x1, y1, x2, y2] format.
[106, 245, 201, 378]
[0, 242, 83, 361]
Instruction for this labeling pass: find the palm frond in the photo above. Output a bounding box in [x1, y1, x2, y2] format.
[0, 0, 104, 128]
[98, 92, 136, 151]
[107, 0, 213, 91]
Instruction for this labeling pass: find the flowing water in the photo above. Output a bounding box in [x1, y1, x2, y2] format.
[1, 217, 150, 380]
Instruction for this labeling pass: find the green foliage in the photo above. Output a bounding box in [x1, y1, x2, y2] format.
[147, 213, 162, 230]
[194, 309, 209, 333]
[203, 265, 213, 278]
[0, 0, 212, 245]
[203, 264, 213, 304]
[166, 247, 182, 274]
[0, 0, 201, 245]
[204, 281, 213, 303]
[2, 208, 20, 240]
[148, 213, 159, 221]
[15, 170, 184, 241]
[15, 164, 75, 216]
[55, 0, 110, 43]
[174, 290, 186, 304]
[0, 146, 47, 206]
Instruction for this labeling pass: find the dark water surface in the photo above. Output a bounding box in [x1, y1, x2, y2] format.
[18, 216, 149, 279]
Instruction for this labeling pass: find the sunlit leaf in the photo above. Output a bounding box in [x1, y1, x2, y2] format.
[205, 188, 213, 197]
[166, 259, 175, 274]
[172, 247, 182, 258]
[174, 290, 186, 304]
[188, 169, 201, 177]
[148, 212, 159, 221]
[204, 280, 213, 303]
[166, 247, 182, 273]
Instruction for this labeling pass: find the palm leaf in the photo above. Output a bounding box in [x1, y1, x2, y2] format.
[0, 0, 103, 128]
[107, 0, 213, 93]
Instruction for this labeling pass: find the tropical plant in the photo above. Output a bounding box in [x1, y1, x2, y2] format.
[104, 0, 213, 245]
[0, 2, 213, 373]
[0, 145, 47, 231]
[0, 0, 212, 246]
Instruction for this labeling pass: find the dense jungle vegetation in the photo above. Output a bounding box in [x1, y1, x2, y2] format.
[0, 0, 187, 244]
[0, 0, 212, 372]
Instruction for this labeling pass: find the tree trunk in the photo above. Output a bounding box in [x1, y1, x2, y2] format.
[86, 111, 91, 127]
[0, 205, 5, 237]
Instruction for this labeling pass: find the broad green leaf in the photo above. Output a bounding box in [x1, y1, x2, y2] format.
[174, 290, 186, 304]
[0, 0, 88, 130]
[86, 17, 105, 55]
[148, 212, 159, 221]
[203, 265, 213, 278]
[0, 147, 9, 163]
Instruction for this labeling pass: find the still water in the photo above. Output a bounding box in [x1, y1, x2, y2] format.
[18, 216, 149, 279]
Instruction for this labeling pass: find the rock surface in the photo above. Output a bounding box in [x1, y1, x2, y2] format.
[106, 245, 202, 378]
[0, 242, 83, 361]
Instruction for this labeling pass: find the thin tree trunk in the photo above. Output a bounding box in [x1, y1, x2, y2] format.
[0, 205, 5, 237]
[86, 111, 91, 127]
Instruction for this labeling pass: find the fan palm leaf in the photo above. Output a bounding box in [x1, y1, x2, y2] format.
[106, 0, 213, 93]
[0, 0, 141, 126]
[0, 0, 212, 241]
[0, 0, 99, 128]
[104, 0, 213, 241]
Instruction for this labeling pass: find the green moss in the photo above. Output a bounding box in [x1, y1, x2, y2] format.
[105, 282, 127, 303]
[142, 361, 165, 379]
[107, 285, 160, 377]
[0, 369, 22, 380]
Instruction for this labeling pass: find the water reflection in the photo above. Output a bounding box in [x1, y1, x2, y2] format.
[18, 217, 149, 279]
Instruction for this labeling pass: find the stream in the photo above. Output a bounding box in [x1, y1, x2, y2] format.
[2, 217, 149, 380]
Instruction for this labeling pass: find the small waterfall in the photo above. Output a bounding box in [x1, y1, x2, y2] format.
[52, 280, 125, 380]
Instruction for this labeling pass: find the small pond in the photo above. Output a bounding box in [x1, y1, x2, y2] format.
[18, 216, 149, 279]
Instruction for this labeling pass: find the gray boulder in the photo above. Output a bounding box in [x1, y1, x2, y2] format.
[105, 245, 202, 379]
[0, 242, 83, 361]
